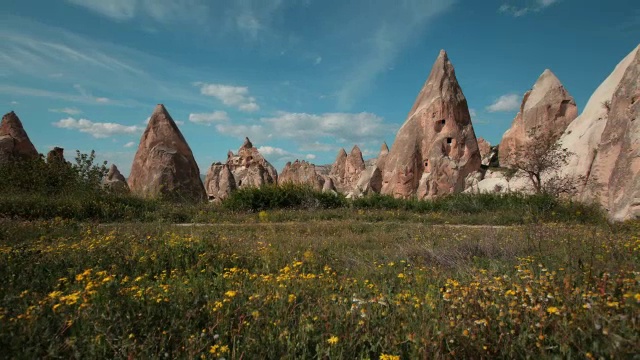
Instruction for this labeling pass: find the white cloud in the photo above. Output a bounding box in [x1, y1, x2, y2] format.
[189, 111, 229, 125]
[486, 94, 521, 112]
[95, 97, 110, 103]
[469, 108, 477, 118]
[10, 101, 18, 105]
[298, 141, 337, 152]
[53, 117, 142, 138]
[194, 83, 260, 112]
[49, 107, 82, 115]
[257, 145, 316, 164]
[314, 56, 322, 65]
[123, 141, 136, 148]
[499, 0, 560, 17]
[216, 111, 395, 145]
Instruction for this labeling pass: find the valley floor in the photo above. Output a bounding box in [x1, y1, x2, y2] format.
[1, 214, 638, 359]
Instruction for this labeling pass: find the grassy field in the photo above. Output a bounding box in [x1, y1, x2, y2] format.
[1, 213, 638, 359]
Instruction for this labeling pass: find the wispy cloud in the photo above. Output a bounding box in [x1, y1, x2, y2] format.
[499, 0, 560, 17]
[53, 117, 142, 138]
[189, 111, 230, 125]
[49, 107, 82, 115]
[486, 93, 521, 112]
[194, 83, 260, 112]
[65, 0, 210, 24]
[123, 141, 136, 148]
[336, 0, 455, 109]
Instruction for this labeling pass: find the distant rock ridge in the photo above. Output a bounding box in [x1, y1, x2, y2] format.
[499, 69, 578, 167]
[128, 104, 206, 202]
[279, 159, 325, 190]
[381, 49, 481, 199]
[0, 111, 39, 164]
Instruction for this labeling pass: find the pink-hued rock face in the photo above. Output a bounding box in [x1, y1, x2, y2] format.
[499, 69, 578, 167]
[204, 162, 236, 202]
[279, 160, 324, 190]
[477, 138, 491, 159]
[204, 138, 278, 200]
[0, 111, 39, 164]
[329, 146, 366, 191]
[584, 47, 640, 221]
[103, 164, 129, 192]
[381, 50, 481, 199]
[128, 104, 206, 202]
[226, 137, 278, 188]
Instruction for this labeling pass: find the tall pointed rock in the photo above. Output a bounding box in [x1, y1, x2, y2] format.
[557, 45, 640, 199]
[128, 104, 206, 201]
[583, 45, 640, 220]
[0, 111, 39, 164]
[381, 50, 481, 199]
[499, 69, 578, 167]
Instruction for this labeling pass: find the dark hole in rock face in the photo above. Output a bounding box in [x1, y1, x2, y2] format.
[238, 180, 242, 186]
[208, 195, 215, 200]
[447, 137, 453, 144]
[434, 119, 446, 133]
[558, 99, 571, 117]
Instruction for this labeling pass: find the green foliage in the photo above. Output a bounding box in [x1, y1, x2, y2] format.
[223, 183, 347, 211]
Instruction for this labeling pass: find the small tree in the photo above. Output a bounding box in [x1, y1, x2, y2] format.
[506, 126, 582, 196]
[73, 150, 109, 191]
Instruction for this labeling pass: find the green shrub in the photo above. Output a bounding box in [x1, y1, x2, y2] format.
[223, 184, 347, 211]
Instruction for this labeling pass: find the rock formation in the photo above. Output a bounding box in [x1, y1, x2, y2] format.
[204, 162, 236, 202]
[499, 69, 578, 167]
[47, 147, 66, 164]
[322, 176, 337, 194]
[381, 50, 481, 199]
[103, 164, 129, 192]
[226, 137, 278, 188]
[0, 111, 39, 164]
[557, 45, 640, 200]
[279, 160, 324, 190]
[477, 138, 491, 159]
[204, 137, 278, 200]
[330, 145, 366, 191]
[581, 46, 640, 220]
[353, 142, 390, 196]
[128, 104, 206, 202]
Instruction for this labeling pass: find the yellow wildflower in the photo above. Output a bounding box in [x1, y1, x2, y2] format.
[327, 335, 339, 345]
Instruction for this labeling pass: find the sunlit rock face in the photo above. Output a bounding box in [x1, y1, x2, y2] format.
[0, 111, 39, 165]
[381, 50, 481, 199]
[128, 104, 206, 202]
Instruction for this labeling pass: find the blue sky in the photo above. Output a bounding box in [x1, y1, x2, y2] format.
[1, 0, 638, 175]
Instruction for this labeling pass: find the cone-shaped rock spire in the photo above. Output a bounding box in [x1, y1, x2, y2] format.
[0, 111, 39, 164]
[499, 69, 578, 167]
[381, 50, 481, 198]
[128, 104, 206, 201]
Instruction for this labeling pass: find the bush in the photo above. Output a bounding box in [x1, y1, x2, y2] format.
[223, 184, 347, 211]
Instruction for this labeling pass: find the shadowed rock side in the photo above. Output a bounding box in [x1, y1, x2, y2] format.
[557, 45, 640, 198]
[583, 46, 640, 221]
[47, 147, 66, 164]
[103, 164, 129, 192]
[0, 111, 39, 164]
[227, 137, 278, 188]
[381, 50, 481, 199]
[279, 160, 325, 190]
[204, 162, 236, 202]
[128, 104, 206, 202]
[499, 69, 578, 167]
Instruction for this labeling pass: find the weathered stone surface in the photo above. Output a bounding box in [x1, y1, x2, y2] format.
[204, 162, 236, 202]
[381, 50, 481, 199]
[329, 146, 366, 191]
[557, 45, 640, 200]
[477, 137, 491, 159]
[226, 137, 278, 188]
[583, 46, 640, 221]
[0, 111, 38, 164]
[322, 176, 337, 194]
[353, 143, 389, 196]
[103, 164, 129, 192]
[499, 69, 578, 167]
[279, 159, 324, 190]
[204, 138, 278, 200]
[47, 147, 66, 164]
[128, 104, 206, 202]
